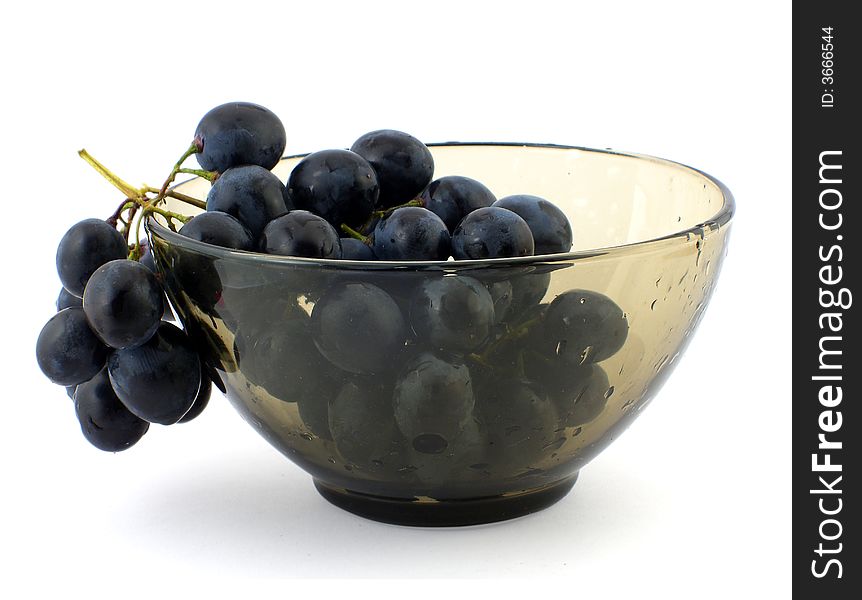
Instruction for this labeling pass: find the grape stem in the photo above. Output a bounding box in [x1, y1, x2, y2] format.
[78, 149, 141, 200]
[106, 199, 137, 230]
[372, 198, 423, 219]
[80, 148, 206, 211]
[340, 224, 370, 243]
[475, 313, 545, 361]
[357, 198, 425, 234]
[79, 148, 198, 257]
[144, 187, 206, 210]
[178, 167, 219, 182]
[154, 143, 200, 204]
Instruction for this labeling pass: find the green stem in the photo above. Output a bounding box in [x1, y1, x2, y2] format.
[128, 203, 189, 259]
[144, 205, 192, 224]
[340, 223, 369, 243]
[373, 198, 423, 219]
[79, 149, 141, 199]
[355, 198, 424, 234]
[155, 142, 199, 204]
[144, 186, 206, 210]
[81, 146, 197, 257]
[128, 243, 143, 261]
[478, 313, 545, 361]
[178, 167, 218, 182]
[106, 198, 136, 227]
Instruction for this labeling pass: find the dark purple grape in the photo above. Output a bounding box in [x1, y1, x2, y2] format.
[493, 195, 572, 254]
[74, 368, 149, 452]
[83, 259, 163, 349]
[234, 315, 336, 402]
[359, 214, 382, 236]
[393, 352, 475, 444]
[260, 211, 342, 258]
[107, 323, 202, 425]
[474, 378, 559, 466]
[179, 211, 255, 250]
[563, 370, 610, 427]
[350, 129, 434, 208]
[194, 101, 286, 172]
[177, 375, 211, 424]
[218, 285, 307, 334]
[329, 379, 399, 468]
[451, 207, 534, 259]
[66, 385, 77, 399]
[340, 237, 376, 260]
[371, 207, 450, 260]
[409, 277, 495, 354]
[139, 240, 157, 272]
[163, 242, 222, 313]
[36, 308, 108, 386]
[508, 270, 551, 321]
[310, 282, 407, 374]
[137, 241, 174, 322]
[287, 149, 378, 229]
[526, 360, 610, 428]
[206, 165, 288, 239]
[56, 218, 128, 296]
[57, 287, 82, 311]
[420, 176, 496, 231]
[484, 280, 513, 323]
[534, 290, 628, 365]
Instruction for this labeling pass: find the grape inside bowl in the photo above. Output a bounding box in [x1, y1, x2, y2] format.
[147, 143, 734, 527]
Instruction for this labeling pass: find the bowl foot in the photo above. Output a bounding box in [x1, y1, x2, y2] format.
[313, 474, 578, 527]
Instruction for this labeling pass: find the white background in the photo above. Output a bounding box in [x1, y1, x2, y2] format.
[0, 0, 791, 595]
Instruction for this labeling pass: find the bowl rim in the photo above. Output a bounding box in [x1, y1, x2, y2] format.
[146, 142, 735, 270]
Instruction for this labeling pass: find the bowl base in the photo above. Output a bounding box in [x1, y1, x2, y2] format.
[313, 474, 578, 527]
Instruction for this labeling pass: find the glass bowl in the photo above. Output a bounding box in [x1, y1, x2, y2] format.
[147, 143, 734, 526]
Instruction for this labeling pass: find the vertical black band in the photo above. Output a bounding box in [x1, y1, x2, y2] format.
[793, 4, 859, 596]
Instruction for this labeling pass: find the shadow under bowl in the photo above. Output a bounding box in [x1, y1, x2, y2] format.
[148, 143, 734, 526]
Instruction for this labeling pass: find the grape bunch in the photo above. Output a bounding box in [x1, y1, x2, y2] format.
[175, 105, 572, 262]
[37, 100, 626, 479]
[38, 219, 212, 451]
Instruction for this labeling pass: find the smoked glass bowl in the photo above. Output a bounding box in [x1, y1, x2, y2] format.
[147, 143, 734, 527]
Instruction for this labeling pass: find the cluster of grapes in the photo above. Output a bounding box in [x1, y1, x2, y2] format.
[224, 275, 627, 477]
[36, 101, 628, 474]
[176, 103, 573, 262]
[38, 225, 211, 451]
